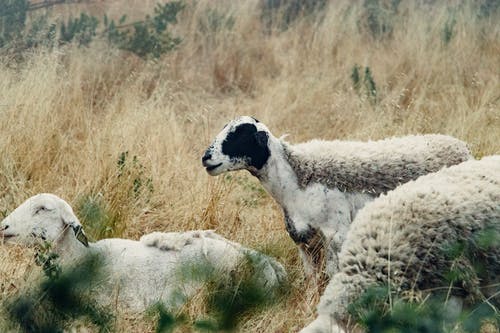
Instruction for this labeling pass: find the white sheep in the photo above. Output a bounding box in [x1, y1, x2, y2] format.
[0, 193, 287, 312]
[202, 116, 472, 277]
[300, 156, 500, 333]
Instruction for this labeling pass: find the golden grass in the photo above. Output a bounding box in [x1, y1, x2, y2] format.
[0, 0, 499, 331]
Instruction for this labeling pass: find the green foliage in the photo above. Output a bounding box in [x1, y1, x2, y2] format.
[473, 226, 500, 250]
[76, 152, 153, 240]
[360, 0, 401, 39]
[0, 0, 28, 47]
[349, 285, 499, 333]
[117, 151, 154, 199]
[443, 11, 457, 45]
[351, 64, 377, 103]
[5, 253, 113, 333]
[364, 67, 377, 101]
[1, 0, 184, 58]
[478, 0, 500, 18]
[147, 303, 186, 333]
[76, 194, 115, 240]
[442, 227, 499, 265]
[148, 253, 287, 332]
[349, 230, 499, 332]
[197, 8, 235, 36]
[461, 303, 499, 333]
[442, 227, 499, 295]
[202, 254, 282, 331]
[351, 64, 361, 92]
[261, 0, 326, 31]
[108, 2, 184, 58]
[34, 242, 62, 279]
[60, 13, 99, 46]
[25, 15, 56, 49]
[349, 286, 449, 333]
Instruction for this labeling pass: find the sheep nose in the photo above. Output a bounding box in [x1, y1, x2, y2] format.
[202, 150, 212, 164]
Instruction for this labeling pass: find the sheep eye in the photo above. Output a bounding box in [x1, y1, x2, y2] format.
[34, 206, 50, 215]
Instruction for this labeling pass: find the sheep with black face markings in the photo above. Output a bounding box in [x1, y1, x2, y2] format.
[202, 116, 472, 278]
[300, 156, 500, 333]
[0, 193, 287, 312]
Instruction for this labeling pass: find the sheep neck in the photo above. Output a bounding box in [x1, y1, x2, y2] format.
[254, 139, 302, 209]
[53, 228, 89, 262]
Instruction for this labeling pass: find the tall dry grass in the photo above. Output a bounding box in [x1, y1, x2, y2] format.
[0, 0, 499, 331]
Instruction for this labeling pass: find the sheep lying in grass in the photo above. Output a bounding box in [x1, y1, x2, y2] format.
[0, 193, 287, 312]
[300, 156, 500, 333]
[202, 116, 472, 277]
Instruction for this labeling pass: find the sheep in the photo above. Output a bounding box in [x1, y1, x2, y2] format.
[0, 193, 287, 312]
[300, 156, 500, 333]
[202, 116, 472, 277]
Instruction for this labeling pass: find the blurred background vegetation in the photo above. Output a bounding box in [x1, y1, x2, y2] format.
[0, 0, 499, 331]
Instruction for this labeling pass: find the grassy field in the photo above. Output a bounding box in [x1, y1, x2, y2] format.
[0, 0, 499, 332]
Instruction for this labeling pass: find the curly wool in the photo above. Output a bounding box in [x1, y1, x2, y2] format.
[283, 134, 472, 195]
[302, 156, 500, 333]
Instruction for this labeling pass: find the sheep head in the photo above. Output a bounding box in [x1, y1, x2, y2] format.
[202, 116, 271, 176]
[0, 193, 89, 247]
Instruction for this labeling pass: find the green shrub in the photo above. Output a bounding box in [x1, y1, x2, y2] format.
[359, 0, 402, 39]
[443, 11, 457, 45]
[0, 0, 28, 47]
[76, 152, 153, 240]
[60, 13, 99, 46]
[147, 303, 186, 333]
[76, 194, 117, 240]
[261, 0, 327, 31]
[112, 2, 184, 58]
[197, 8, 235, 36]
[5, 252, 113, 333]
[348, 230, 499, 332]
[116, 151, 153, 199]
[478, 0, 500, 18]
[1, 0, 184, 58]
[349, 285, 499, 333]
[351, 64, 377, 103]
[148, 253, 287, 332]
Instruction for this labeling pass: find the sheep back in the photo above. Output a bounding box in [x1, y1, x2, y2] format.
[140, 230, 288, 294]
[283, 134, 471, 195]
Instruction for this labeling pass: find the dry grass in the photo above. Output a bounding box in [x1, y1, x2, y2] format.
[0, 0, 499, 331]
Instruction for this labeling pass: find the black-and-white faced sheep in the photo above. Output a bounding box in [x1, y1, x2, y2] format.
[202, 116, 472, 277]
[0, 193, 287, 312]
[300, 156, 500, 333]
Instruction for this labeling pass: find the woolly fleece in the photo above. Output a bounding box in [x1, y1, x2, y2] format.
[301, 156, 500, 333]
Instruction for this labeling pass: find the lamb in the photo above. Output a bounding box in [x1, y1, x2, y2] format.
[0, 193, 287, 312]
[300, 156, 500, 333]
[202, 116, 472, 277]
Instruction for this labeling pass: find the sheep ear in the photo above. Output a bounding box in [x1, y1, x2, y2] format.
[60, 209, 89, 247]
[254, 131, 268, 147]
[72, 224, 89, 247]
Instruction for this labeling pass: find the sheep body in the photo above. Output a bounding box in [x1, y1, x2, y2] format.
[0, 194, 286, 312]
[140, 230, 288, 291]
[202, 116, 472, 276]
[301, 156, 500, 333]
[284, 134, 471, 194]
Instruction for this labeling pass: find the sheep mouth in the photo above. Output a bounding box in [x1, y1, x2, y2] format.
[0, 234, 17, 241]
[205, 163, 222, 172]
